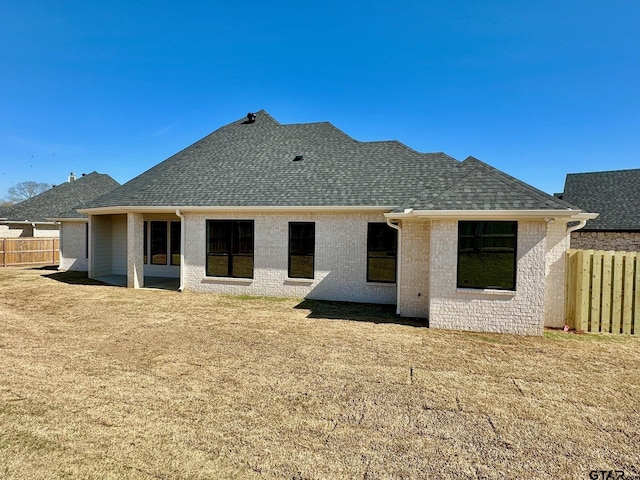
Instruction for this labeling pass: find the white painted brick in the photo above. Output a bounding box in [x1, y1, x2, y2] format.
[183, 211, 397, 304]
[428, 219, 547, 335]
[58, 221, 88, 271]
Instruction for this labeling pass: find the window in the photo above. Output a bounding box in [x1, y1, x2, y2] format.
[367, 223, 397, 283]
[288, 222, 315, 279]
[143, 220, 180, 266]
[150, 221, 168, 265]
[170, 222, 181, 266]
[457, 221, 517, 290]
[143, 221, 148, 263]
[206, 220, 254, 278]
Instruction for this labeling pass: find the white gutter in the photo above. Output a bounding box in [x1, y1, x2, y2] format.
[0, 220, 59, 225]
[385, 217, 402, 316]
[385, 209, 599, 221]
[79, 205, 398, 215]
[175, 209, 186, 292]
[567, 220, 589, 234]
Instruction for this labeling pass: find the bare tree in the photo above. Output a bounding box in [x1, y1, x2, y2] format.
[6, 181, 51, 203]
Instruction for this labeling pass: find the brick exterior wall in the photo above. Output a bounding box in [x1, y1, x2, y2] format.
[570, 231, 640, 252]
[59, 221, 88, 271]
[427, 219, 547, 335]
[397, 220, 430, 318]
[183, 211, 397, 304]
[544, 221, 570, 328]
[82, 210, 573, 335]
[0, 224, 60, 238]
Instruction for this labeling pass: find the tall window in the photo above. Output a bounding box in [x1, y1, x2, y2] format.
[207, 220, 254, 278]
[457, 221, 517, 290]
[143, 221, 148, 263]
[170, 222, 181, 266]
[367, 223, 397, 283]
[143, 220, 180, 266]
[289, 222, 315, 279]
[150, 221, 167, 265]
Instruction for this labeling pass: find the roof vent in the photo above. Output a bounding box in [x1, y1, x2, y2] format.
[246, 112, 256, 123]
[293, 155, 304, 162]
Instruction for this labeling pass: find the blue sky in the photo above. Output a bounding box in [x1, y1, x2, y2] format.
[1, 1, 638, 199]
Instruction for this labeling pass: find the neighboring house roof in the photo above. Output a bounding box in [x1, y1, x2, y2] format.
[83, 111, 578, 212]
[3, 172, 120, 222]
[0, 205, 11, 220]
[559, 169, 640, 231]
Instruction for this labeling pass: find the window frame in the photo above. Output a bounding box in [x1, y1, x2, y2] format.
[456, 220, 518, 291]
[206, 220, 255, 279]
[288, 222, 315, 279]
[366, 222, 398, 283]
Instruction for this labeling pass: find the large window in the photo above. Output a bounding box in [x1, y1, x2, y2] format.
[170, 222, 181, 266]
[366, 223, 397, 283]
[289, 222, 315, 279]
[207, 220, 254, 278]
[457, 221, 517, 290]
[143, 220, 180, 266]
[150, 221, 168, 265]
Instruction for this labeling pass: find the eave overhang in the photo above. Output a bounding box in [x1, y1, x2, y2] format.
[78, 205, 399, 215]
[384, 209, 599, 222]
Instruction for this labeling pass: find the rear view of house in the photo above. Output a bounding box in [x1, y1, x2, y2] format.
[71, 111, 596, 334]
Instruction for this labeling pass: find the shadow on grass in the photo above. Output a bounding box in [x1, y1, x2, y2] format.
[43, 270, 109, 286]
[294, 299, 428, 328]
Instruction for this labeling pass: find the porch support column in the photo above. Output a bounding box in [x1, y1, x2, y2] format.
[127, 212, 144, 288]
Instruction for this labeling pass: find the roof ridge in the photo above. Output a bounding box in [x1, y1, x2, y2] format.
[566, 167, 640, 176]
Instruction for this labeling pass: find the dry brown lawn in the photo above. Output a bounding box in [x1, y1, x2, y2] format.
[1, 267, 639, 479]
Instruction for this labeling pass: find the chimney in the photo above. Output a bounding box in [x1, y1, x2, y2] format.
[68, 172, 77, 182]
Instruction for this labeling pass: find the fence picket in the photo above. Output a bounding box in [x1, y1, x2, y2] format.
[590, 251, 602, 333]
[601, 252, 613, 333]
[611, 253, 624, 334]
[575, 250, 591, 332]
[622, 254, 636, 334]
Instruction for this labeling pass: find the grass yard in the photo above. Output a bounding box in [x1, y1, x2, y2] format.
[1, 267, 639, 479]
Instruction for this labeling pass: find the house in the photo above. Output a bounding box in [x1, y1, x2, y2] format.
[1, 172, 120, 240]
[74, 111, 596, 335]
[24, 172, 120, 270]
[557, 169, 640, 252]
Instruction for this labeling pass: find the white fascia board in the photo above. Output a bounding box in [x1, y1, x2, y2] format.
[385, 209, 599, 221]
[47, 217, 88, 223]
[1, 220, 59, 225]
[79, 205, 399, 215]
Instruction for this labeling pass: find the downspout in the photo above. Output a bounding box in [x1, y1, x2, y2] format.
[386, 218, 402, 315]
[176, 209, 185, 292]
[567, 220, 588, 234]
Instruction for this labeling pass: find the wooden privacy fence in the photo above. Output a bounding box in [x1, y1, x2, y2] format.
[0, 237, 59, 267]
[566, 249, 639, 335]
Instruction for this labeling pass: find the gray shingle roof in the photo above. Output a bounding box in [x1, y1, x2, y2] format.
[3, 172, 120, 222]
[560, 169, 640, 230]
[84, 111, 576, 212]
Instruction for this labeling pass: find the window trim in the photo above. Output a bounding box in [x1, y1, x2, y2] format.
[288, 222, 315, 279]
[366, 222, 398, 284]
[456, 220, 518, 291]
